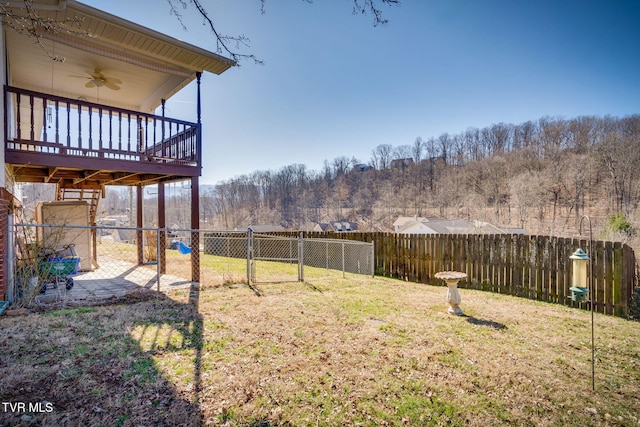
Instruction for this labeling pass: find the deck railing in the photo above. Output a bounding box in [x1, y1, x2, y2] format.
[4, 86, 201, 168]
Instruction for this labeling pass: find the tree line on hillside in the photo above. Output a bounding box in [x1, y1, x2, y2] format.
[198, 114, 640, 238]
[25, 114, 636, 243]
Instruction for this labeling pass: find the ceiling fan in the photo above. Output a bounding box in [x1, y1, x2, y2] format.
[70, 68, 122, 91]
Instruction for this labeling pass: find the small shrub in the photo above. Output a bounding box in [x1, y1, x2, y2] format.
[607, 212, 633, 234]
[601, 212, 635, 242]
[144, 230, 157, 262]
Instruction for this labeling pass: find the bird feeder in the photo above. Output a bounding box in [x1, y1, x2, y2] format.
[569, 248, 590, 302]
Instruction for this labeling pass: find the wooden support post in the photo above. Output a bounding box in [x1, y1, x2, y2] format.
[191, 176, 200, 283]
[0, 188, 9, 300]
[136, 185, 143, 265]
[158, 182, 166, 274]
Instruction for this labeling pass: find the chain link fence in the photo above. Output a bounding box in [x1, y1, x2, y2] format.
[8, 223, 374, 306]
[245, 231, 374, 285]
[303, 237, 374, 276]
[203, 231, 374, 285]
[249, 232, 303, 284]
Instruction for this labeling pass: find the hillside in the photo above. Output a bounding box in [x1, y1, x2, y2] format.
[190, 114, 638, 245]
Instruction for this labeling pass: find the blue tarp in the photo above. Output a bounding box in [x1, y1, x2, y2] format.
[172, 240, 192, 254]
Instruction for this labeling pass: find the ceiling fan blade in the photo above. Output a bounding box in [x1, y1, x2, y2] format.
[104, 81, 121, 91]
[108, 77, 122, 85]
[85, 81, 96, 88]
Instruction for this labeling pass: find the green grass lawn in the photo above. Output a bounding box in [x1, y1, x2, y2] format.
[1, 274, 639, 426]
[97, 240, 350, 286]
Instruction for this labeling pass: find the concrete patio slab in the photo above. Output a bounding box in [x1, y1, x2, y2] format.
[33, 257, 194, 304]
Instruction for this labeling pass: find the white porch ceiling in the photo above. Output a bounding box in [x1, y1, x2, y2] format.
[4, 0, 235, 113]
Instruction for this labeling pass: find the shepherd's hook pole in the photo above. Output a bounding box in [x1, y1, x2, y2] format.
[579, 214, 595, 392]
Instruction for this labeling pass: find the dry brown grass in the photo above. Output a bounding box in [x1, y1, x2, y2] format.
[1, 275, 639, 426]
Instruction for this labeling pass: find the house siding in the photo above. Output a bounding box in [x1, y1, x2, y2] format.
[1, 20, 6, 300]
[0, 188, 8, 300]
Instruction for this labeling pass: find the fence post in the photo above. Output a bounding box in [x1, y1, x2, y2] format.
[371, 240, 375, 277]
[342, 240, 345, 278]
[299, 231, 304, 282]
[156, 228, 161, 292]
[247, 228, 253, 286]
[326, 241, 329, 270]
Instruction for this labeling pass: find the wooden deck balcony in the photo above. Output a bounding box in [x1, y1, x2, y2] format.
[4, 86, 202, 186]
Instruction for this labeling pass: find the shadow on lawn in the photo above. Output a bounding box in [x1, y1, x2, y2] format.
[0, 288, 205, 426]
[465, 315, 508, 330]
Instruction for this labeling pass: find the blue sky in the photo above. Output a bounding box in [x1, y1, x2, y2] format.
[83, 0, 640, 185]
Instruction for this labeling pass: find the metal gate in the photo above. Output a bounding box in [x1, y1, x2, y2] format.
[248, 231, 303, 284]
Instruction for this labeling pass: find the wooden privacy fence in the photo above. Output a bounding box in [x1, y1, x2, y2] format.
[286, 232, 637, 318]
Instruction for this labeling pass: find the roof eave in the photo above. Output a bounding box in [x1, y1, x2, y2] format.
[67, 0, 236, 74]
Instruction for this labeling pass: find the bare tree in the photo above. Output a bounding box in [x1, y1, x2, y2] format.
[595, 131, 639, 215]
[437, 133, 450, 164]
[0, 1, 86, 62]
[411, 137, 424, 164]
[332, 156, 351, 177]
[370, 144, 393, 170]
[450, 134, 466, 166]
[168, 0, 400, 65]
[512, 121, 535, 150]
[392, 144, 412, 160]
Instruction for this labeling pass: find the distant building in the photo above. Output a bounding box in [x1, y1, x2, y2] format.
[314, 221, 358, 232]
[393, 215, 441, 232]
[395, 216, 525, 235]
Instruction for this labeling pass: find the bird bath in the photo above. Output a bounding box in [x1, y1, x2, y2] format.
[434, 271, 468, 316]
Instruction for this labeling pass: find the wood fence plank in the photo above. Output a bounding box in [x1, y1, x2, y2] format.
[535, 236, 543, 301]
[592, 241, 609, 313]
[483, 235, 491, 291]
[606, 240, 615, 315]
[518, 236, 533, 298]
[514, 235, 521, 297]
[549, 236, 558, 303]
[557, 237, 567, 304]
[473, 234, 481, 289]
[436, 234, 444, 274]
[613, 242, 625, 317]
[463, 234, 472, 286]
[623, 244, 635, 309]
[478, 234, 485, 288]
[500, 234, 506, 293]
